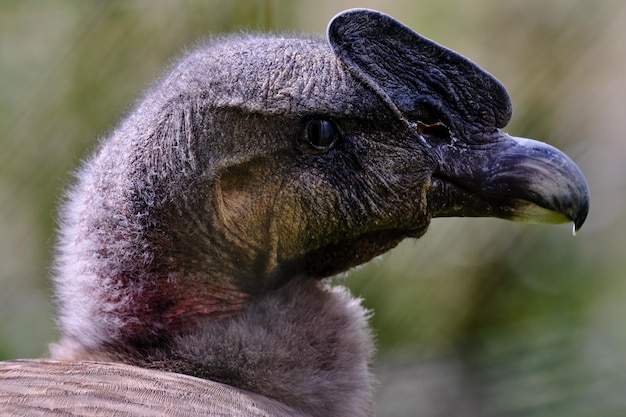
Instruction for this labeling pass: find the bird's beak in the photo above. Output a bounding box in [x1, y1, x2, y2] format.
[329, 9, 589, 232]
[429, 132, 590, 232]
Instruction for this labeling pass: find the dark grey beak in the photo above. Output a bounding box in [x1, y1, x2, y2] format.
[430, 132, 590, 233]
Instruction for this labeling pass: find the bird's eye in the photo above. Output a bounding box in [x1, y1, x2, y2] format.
[299, 118, 340, 153]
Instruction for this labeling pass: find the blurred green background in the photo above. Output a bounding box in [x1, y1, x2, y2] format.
[1, 0, 624, 415]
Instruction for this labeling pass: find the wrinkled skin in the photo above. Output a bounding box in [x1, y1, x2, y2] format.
[50, 9, 589, 417]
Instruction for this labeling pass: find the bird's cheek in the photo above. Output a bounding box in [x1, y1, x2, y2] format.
[212, 163, 325, 278]
[272, 184, 337, 263]
[373, 163, 435, 235]
[213, 164, 285, 274]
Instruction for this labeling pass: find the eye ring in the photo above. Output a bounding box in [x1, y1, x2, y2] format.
[299, 118, 341, 154]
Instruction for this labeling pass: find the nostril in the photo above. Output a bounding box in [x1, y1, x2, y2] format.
[417, 121, 450, 142]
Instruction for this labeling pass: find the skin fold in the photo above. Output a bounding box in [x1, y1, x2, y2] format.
[43, 9, 589, 417]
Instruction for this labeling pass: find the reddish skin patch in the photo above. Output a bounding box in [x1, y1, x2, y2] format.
[104, 274, 249, 344]
[166, 282, 249, 323]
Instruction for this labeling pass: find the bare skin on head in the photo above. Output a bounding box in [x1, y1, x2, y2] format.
[49, 9, 589, 417]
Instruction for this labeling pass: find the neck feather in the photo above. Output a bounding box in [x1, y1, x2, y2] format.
[52, 279, 375, 417]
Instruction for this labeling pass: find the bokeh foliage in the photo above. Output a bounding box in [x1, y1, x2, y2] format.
[1, 1, 624, 415]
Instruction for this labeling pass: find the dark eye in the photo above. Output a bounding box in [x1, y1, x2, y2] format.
[299, 118, 340, 153]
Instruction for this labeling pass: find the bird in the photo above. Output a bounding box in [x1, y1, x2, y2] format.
[0, 8, 589, 417]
